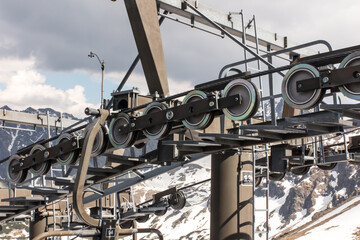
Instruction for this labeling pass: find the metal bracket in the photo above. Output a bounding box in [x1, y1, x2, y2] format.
[13, 137, 82, 172]
[73, 109, 109, 227]
[297, 65, 360, 92]
[116, 94, 241, 134]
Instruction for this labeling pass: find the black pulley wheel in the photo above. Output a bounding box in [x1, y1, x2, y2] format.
[222, 79, 260, 121]
[282, 64, 324, 109]
[318, 163, 337, 170]
[29, 144, 51, 176]
[169, 190, 186, 210]
[56, 133, 79, 165]
[136, 214, 150, 223]
[119, 220, 133, 229]
[154, 208, 167, 216]
[182, 90, 214, 130]
[109, 113, 136, 149]
[269, 172, 286, 181]
[84, 124, 108, 157]
[339, 51, 360, 100]
[291, 166, 310, 175]
[142, 102, 171, 140]
[7, 154, 27, 184]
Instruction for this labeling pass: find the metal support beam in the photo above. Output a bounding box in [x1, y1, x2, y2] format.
[211, 150, 253, 240]
[157, 0, 317, 56]
[32, 230, 100, 240]
[30, 210, 47, 240]
[0, 109, 79, 130]
[125, 0, 169, 97]
[73, 109, 109, 227]
[83, 153, 206, 204]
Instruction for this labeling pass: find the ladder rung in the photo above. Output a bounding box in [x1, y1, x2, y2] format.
[255, 208, 268, 212]
[256, 166, 268, 169]
[51, 168, 64, 171]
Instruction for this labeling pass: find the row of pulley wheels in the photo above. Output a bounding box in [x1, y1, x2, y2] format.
[7, 79, 261, 184]
[108, 79, 261, 148]
[6, 128, 99, 184]
[282, 51, 360, 109]
[9, 51, 358, 184]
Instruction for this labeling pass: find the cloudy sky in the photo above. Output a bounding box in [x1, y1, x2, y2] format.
[0, 0, 359, 117]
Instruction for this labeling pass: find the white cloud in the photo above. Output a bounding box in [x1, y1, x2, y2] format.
[0, 57, 96, 118]
[0, 36, 17, 50]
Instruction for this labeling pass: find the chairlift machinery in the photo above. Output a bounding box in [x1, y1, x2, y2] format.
[1, 0, 360, 239]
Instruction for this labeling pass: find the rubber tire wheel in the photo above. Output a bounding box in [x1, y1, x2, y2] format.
[281, 64, 324, 110]
[136, 214, 150, 223]
[181, 90, 214, 130]
[222, 79, 260, 121]
[338, 51, 360, 100]
[142, 102, 172, 140]
[318, 163, 337, 170]
[119, 220, 133, 229]
[84, 124, 108, 157]
[154, 208, 167, 216]
[56, 133, 79, 165]
[108, 113, 136, 149]
[255, 177, 263, 187]
[269, 172, 286, 181]
[291, 166, 311, 175]
[7, 154, 28, 184]
[29, 144, 51, 176]
[169, 191, 186, 210]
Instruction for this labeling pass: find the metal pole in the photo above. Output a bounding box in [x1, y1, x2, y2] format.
[211, 150, 253, 240]
[267, 45, 277, 126]
[183, 0, 277, 72]
[101, 61, 105, 109]
[30, 210, 47, 240]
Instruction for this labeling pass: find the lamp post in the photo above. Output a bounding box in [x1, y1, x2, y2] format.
[88, 51, 105, 109]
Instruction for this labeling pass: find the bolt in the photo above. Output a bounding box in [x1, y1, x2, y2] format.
[44, 151, 49, 158]
[166, 111, 174, 120]
[235, 97, 239, 101]
[72, 142, 76, 147]
[130, 123, 135, 128]
[322, 77, 329, 83]
[209, 101, 215, 107]
[20, 162, 23, 166]
[356, 72, 360, 78]
[297, 83, 302, 88]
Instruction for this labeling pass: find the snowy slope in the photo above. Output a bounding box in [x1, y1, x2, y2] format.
[273, 196, 360, 240]
[130, 158, 360, 240]
[132, 157, 211, 240]
[297, 197, 360, 240]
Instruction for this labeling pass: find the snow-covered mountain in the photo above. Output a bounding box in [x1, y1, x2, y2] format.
[129, 158, 360, 240]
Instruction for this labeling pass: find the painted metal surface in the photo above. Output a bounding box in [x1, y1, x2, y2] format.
[125, 0, 169, 97]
